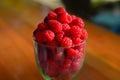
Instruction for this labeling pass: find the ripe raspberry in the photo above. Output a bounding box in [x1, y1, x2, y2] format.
[42, 30, 55, 42]
[47, 40, 58, 46]
[48, 20, 62, 33]
[48, 11, 57, 20]
[37, 22, 46, 31]
[72, 37, 82, 45]
[34, 31, 43, 43]
[54, 7, 66, 14]
[63, 59, 72, 68]
[59, 59, 71, 75]
[70, 17, 84, 28]
[59, 67, 69, 76]
[71, 61, 80, 74]
[62, 23, 70, 32]
[69, 26, 82, 38]
[71, 15, 76, 20]
[67, 14, 72, 23]
[80, 29, 88, 40]
[74, 43, 85, 53]
[76, 52, 83, 59]
[47, 60, 58, 77]
[55, 31, 64, 42]
[55, 52, 63, 61]
[66, 48, 79, 59]
[61, 37, 72, 47]
[58, 13, 72, 23]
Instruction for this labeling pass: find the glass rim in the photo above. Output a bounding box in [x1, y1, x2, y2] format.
[33, 35, 86, 48]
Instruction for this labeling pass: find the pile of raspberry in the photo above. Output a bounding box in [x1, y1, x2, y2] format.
[34, 7, 88, 79]
[34, 7, 87, 47]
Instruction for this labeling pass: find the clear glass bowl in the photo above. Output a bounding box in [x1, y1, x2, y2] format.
[33, 39, 86, 80]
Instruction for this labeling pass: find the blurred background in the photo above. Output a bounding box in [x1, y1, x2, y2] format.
[1, 0, 120, 34]
[0, 0, 120, 80]
[62, 0, 120, 34]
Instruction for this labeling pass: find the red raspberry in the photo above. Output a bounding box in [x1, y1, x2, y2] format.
[67, 14, 72, 23]
[80, 29, 88, 40]
[61, 37, 72, 47]
[37, 22, 46, 31]
[34, 31, 43, 43]
[70, 17, 84, 28]
[59, 59, 71, 75]
[62, 23, 70, 32]
[47, 60, 58, 77]
[74, 43, 85, 53]
[58, 13, 72, 23]
[55, 31, 64, 42]
[71, 61, 80, 74]
[54, 52, 63, 61]
[47, 40, 58, 46]
[71, 15, 76, 20]
[66, 48, 79, 59]
[48, 11, 57, 20]
[69, 26, 82, 38]
[72, 37, 82, 45]
[42, 30, 55, 42]
[54, 7, 66, 14]
[76, 52, 83, 59]
[63, 59, 72, 68]
[48, 20, 62, 33]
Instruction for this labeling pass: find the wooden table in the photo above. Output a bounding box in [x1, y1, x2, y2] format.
[0, 1, 120, 80]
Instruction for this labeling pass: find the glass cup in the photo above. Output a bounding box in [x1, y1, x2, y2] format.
[33, 38, 86, 80]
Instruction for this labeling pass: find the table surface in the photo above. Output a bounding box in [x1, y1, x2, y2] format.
[0, 1, 120, 80]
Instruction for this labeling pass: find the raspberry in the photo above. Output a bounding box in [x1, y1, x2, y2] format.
[47, 60, 58, 77]
[69, 26, 82, 38]
[62, 23, 70, 32]
[63, 59, 72, 68]
[72, 37, 82, 45]
[47, 40, 58, 46]
[71, 61, 80, 74]
[76, 52, 83, 59]
[48, 20, 62, 33]
[80, 29, 88, 40]
[48, 11, 57, 20]
[54, 7, 66, 14]
[67, 14, 72, 23]
[42, 30, 55, 42]
[37, 23, 46, 31]
[55, 52, 63, 61]
[58, 13, 72, 23]
[59, 59, 71, 75]
[55, 31, 64, 42]
[61, 37, 72, 47]
[66, 48, 79, 59]
[71, 15, 76, 20]
[34, 31, 43, 43]
[59, 67, 69, 76]
[70, 17, 84, 28]
[74, 43, 85, 53]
